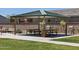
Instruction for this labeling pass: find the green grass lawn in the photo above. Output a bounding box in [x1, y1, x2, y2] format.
[53, 36, 79, 43]
[0, 38, 79, 50]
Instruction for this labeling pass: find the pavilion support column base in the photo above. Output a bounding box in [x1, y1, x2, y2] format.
[14, 31, 16, 35]
[41, 34, 46, 37]
[41, 31, 47, 37]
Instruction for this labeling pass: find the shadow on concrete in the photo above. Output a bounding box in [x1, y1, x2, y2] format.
[20, 33, 70, 38]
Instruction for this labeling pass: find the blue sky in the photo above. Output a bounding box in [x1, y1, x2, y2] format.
[0, 8, 64, 17]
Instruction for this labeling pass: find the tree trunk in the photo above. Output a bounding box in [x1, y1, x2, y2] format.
[40, 16, 46, 37]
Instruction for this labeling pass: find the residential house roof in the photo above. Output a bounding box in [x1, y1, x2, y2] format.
[0, 15, 9, 23]
[49, 8, 79, 17]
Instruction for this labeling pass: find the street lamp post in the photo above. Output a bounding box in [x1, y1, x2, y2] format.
[65, 23, 67, 36]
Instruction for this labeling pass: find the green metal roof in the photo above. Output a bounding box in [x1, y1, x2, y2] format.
[12, 10, 64, 17]
[44, 11, 64, 17]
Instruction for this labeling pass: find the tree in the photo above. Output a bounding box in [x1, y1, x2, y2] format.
[60, 20, 66, 27]
[60, 20, 67, 35]
[40, 16, 46, 37]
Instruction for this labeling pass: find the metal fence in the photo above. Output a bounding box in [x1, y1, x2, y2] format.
[0, 22, 79, 35]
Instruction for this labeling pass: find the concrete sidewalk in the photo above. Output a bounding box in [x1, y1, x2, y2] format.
[0, 33, 79, 47]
